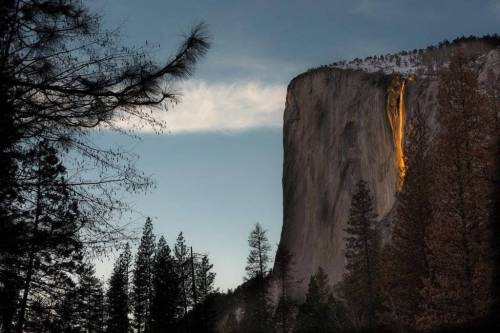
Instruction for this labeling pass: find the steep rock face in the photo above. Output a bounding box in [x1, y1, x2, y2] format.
[276, 46, 500, 300]
[278, 69, 400, 298]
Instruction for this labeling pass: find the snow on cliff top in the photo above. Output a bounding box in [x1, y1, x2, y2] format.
[329, 52, 422, 75]
[310, 35, 500, 77]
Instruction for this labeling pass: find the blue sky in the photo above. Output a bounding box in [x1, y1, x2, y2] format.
[89, 0, 500, 290]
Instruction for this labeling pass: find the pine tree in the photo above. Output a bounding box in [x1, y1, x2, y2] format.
[245, 223, 271, 279]
[14, 141, 83, 333]
[294, 267, 347, 333]
[340, 180, 381, 331]
[380, 109, 433, 331]
[151, 236, 180, 332]
[175, 232, 192, 317]
[133, 218, 156, 333]
[418, 50, 496, 330]
[240, 223, 273, 333]
[53, 284, 79, 332]
[74, 263, 106, 333]
[107, 244, 132, 333]
[190, 247, 199, 308]
[193, 255, 217, 332]
[196, 255, 216, 302]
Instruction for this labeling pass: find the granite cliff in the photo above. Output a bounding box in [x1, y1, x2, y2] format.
[275, 39, 500, 299]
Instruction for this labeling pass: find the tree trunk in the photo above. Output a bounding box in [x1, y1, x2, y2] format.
[15, 152, 42, 333]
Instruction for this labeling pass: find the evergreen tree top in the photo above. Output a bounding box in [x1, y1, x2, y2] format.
[245, 223, 272, 279]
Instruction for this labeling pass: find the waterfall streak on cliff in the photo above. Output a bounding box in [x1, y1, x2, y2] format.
[387, 78, 406, 188]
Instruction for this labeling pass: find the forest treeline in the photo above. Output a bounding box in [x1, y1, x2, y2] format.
[4, 217, 217, 332]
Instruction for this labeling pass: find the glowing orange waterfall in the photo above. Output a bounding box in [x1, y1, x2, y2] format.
[386, 77, 406, 189]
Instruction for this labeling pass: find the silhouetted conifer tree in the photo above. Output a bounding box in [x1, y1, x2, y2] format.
[175, 232, 192, 317]
[192, 255, 217, 331]
[240, 223, 273, 333]
[53, 282, 79, 332]
[74, 263, 105, 333]
[151, 236, 180, 332]
[245, 223, 271, 279]
[340, 180, 381, 331]
[133, 218, 156, 333]
[14, 141, 83, 333]
[196, 255, 216, 302]
[106, 244, 132, 333]
[294, 267, 348, 333]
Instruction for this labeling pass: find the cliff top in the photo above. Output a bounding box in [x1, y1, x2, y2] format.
[297, 34, 500, 81]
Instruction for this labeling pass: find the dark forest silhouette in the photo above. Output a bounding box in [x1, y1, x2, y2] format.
[0, 0, 209, 331]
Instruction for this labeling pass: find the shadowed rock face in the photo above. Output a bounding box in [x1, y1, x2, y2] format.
[276, 47, 500, 300]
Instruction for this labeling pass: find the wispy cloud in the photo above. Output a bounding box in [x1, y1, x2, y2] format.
[112, 80, 286, 134]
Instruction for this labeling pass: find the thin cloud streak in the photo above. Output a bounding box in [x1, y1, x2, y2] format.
[113, 80, 286, 134]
